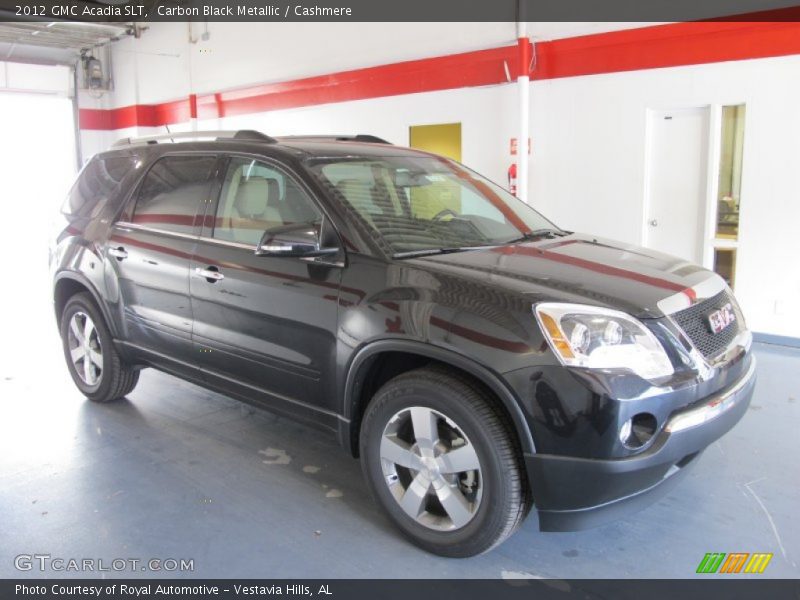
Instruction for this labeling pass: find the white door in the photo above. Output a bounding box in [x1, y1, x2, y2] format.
[644, 107, 710, 263]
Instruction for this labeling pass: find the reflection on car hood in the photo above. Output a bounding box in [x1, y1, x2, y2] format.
[406, 233, 716, 318]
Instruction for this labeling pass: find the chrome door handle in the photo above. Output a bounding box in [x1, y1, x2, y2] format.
[108, 247, 128, 260]
[195, 267, 224, 282]
[649, 219, 658, 227]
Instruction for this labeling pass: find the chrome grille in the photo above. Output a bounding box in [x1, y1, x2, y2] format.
[671, 290, 744, 360]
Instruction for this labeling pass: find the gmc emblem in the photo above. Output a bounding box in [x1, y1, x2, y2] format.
[707, 303, 736, 334]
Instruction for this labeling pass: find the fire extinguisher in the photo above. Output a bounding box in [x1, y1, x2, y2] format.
[507, 163, 517, 197]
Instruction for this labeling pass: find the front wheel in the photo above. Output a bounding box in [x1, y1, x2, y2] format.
[60, 292, 139, 403]
[360, 366, 531, 557]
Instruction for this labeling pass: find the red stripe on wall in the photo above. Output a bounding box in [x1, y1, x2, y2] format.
[534, 21, 800, 80]
[79, 44, 519, 130]
[198, 44, 518, 120]
[79, 20, 800, 131]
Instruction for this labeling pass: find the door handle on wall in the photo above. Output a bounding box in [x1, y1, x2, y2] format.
[108, 247, 128, 260]
[195, 267, 224, 283]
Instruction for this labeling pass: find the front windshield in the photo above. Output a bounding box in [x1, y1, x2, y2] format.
[306, 155, 558, 256]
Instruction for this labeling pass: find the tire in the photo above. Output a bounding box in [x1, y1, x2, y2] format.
[360, 366, 531, 557]
[60, 292, 140, 403]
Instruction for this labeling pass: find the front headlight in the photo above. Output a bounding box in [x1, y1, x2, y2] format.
[534, 303, 674, 380]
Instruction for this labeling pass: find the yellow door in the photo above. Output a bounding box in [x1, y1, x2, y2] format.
[409, 122, 462, 161]
[408, 123, 462, 219]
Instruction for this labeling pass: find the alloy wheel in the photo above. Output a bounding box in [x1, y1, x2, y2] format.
[67, 311, 103, 386]
[380, 406, 483, 531]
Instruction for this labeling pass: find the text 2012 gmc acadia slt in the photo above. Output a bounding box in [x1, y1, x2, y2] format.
[50, 130, 756, 557]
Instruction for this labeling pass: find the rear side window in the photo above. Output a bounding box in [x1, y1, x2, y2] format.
[131, 155, 217, 235]
[63, 156, 136, 217]
[212, 157, 321, 246]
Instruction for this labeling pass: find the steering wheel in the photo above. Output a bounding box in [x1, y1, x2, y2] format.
[432, 208, 459, 221]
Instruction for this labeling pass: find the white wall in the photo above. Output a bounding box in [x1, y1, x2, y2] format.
[79, 24, 800, 338]
[105, 22, 517, 106]
[79, 21, 521, 161]
[528, 55, 800, 338]
[102, 21, 657, 106]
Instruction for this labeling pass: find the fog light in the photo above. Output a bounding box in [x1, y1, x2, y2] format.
[619, 413, 658, 449]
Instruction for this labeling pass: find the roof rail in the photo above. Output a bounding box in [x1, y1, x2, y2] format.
[112, 130, 277, 148]
[276, 134, 392, 145]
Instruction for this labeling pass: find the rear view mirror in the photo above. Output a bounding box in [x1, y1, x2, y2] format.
[255, 222, 338, 258]
[394, 170, 431, 188]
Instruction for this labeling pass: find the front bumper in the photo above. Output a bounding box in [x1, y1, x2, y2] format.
[526, 357, 757, 531]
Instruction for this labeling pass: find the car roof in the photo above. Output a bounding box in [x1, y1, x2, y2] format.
[95, 133, 435, 162]
[276, 139, 434, 159]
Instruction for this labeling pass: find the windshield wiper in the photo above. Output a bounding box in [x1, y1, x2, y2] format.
[504, 228, 566, 244]
[392, 245, 497, 259]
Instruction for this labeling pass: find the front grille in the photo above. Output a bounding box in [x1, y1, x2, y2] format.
[671, 290, 743, 360]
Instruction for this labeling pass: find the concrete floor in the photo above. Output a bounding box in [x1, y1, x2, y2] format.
[1, 317, 798, 578]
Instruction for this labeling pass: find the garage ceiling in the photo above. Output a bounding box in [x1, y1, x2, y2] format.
[0, 21, 133, 65]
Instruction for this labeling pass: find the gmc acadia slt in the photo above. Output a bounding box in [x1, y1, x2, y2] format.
[50, 130, 756, 556]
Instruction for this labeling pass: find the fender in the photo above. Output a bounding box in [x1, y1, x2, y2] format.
[53, 270, 120, 339]
[340, 338, 536, 456]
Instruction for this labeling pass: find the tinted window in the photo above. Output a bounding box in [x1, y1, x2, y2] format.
[131, 155, 217, 235]
[307, 156, 556, 255]
[212, 157, 321, 246]
[63, 156, 136, 217]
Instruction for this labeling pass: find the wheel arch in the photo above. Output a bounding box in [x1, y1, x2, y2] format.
[341, 339, 536, 458]
[54, 271, 118, 338]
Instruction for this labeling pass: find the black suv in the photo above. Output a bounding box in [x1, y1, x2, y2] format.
[51, 130, 756, 557]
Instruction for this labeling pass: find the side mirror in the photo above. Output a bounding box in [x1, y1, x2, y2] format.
[255, 222, 338, 258]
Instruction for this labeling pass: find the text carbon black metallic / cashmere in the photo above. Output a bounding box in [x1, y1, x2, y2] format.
[51, 130, 756, 557]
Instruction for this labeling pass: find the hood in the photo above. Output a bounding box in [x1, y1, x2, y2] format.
[406, 234, 718, 319]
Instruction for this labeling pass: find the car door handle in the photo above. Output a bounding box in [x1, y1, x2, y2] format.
[195, 267, 224, 282]
[108, 246, 128, 260]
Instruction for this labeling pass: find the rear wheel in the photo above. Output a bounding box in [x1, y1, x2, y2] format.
[60, 293, 139, 402]
[360, 366, 530, 557]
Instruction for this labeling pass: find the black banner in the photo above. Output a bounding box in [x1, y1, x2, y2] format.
[1, 0, 800, 23]
[3, 579, 800, 600]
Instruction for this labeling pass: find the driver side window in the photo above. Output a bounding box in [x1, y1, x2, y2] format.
[213, 157, 321, 246]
